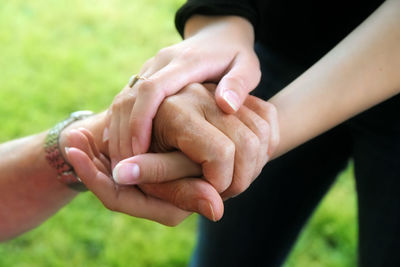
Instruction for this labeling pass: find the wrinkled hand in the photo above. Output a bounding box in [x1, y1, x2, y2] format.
[64, 83, 278, 223]
[106, 16, 261, 166]
[114, 83, 279, 206]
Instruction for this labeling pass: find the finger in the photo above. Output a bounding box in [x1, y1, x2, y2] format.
[78, 128, 112, 174]
[102, 108, 112, 143]
[172, 116, 235, 194]
[140, 178, 224, 222]
[67, 129, 110, 175]
[203, 111, 259, 199]
[128, 61, 214, 155]
[78, 128, 100, 158]
[234, 105, 270, 178]
[108, 100, 121, 169]
[244, 96, 280, 155]
[215, 53, 261, 113]
[112, 151, 202, 185]
[118, 92, 136, 159]
[66, 147, 191, 226]
[67, 129, 95, 159]
[152, 83, 235, 193]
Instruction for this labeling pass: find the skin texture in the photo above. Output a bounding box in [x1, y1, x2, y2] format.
[0, 83, 278, 241]
[106, 16, 260, 166]
[2, 0, 399, 243]
[88, 83, 277, 220]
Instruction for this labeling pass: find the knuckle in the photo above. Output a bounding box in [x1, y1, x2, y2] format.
[111, 92, 135, 111]
[162, 94, 180, 109]
[214, 138, 235, 163]
[179, 46, 196, 59]
[111, 94, 123, 109]
[155, 47, 172, 60]
[182, 83, 209, 97]
[257, 120, 271, 145]
[243, 131, 260, 157]
[152, 159, 167, 183]
[137, 79, 164, 97]
[169, 183, 187, 208]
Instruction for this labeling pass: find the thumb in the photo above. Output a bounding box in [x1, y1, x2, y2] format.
[112, 151, 202, 185]
[215, 53, 261, 113]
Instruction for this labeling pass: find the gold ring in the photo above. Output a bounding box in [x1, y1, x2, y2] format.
[128, 74, 148, 88]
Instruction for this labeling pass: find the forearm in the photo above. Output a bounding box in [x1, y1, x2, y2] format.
[0, 132, 77, 241]
[184, 15, 254, 43]
[270, 0, 400, 158]
[0, 112, 106, 241]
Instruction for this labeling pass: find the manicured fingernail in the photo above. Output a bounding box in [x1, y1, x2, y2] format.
[222, 90, 239, 111]
[198, 200, 216, 222]
[102, 127, 109, 142]
[112, 163, 140, 184]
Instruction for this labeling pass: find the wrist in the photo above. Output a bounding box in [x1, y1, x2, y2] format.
[184, 15, 255, 45]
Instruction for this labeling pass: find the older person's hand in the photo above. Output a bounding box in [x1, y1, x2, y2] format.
[63, 115, 222, 225]
[113, 83, 279, 213]
[65, 83, 278, 223]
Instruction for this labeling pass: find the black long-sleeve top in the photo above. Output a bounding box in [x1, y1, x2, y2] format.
[176, 0, 384, 66]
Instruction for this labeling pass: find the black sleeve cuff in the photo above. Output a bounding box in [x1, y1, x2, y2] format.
[175, 1, 258, 38]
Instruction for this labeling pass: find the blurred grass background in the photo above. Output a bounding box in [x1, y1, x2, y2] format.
[0, 0, 357, 266]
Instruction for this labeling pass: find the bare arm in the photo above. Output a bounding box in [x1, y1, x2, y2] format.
[0, 112, 192, 241]
[270, 0, 400, 157]
[0, 132, 78, 241]
[0, 113, 110, 241]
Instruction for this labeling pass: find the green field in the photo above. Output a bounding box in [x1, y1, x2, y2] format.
[0, 1, 357, 266]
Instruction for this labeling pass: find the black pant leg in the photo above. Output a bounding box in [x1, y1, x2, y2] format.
[350, 95, 400, 267]
[190, 43, 353, 267]
[190, 126, 353, 267]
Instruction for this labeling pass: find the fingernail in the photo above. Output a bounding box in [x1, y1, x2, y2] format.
[198, 200, 216, 222]
[209, 202, 216, 222]
[65, 146, 70, 156]
[222, 90, 239, 111]
[102, 127, 109, 142]
[112, 163, 140, 184]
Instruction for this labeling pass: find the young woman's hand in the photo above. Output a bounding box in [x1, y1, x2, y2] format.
[106, 16, 261, 167]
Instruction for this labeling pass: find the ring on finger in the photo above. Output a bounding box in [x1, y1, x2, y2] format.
[128, 74, 148, 88]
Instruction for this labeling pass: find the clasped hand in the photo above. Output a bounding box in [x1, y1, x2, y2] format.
[64, 83, 279, 225]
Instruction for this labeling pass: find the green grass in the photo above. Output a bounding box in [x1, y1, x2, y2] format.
[0, 1, 357, 266]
